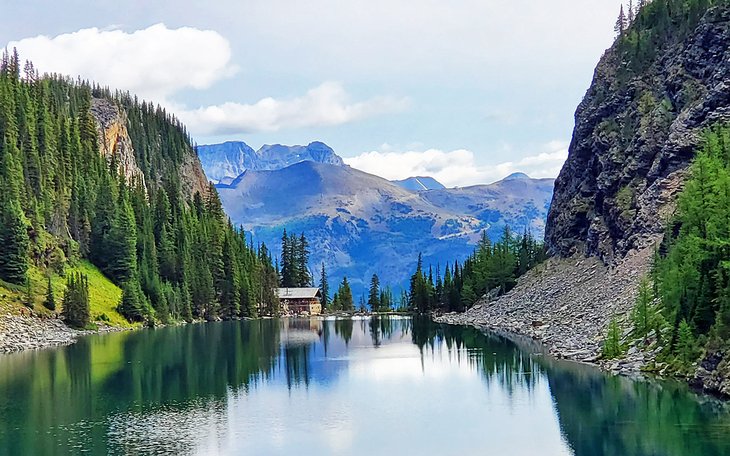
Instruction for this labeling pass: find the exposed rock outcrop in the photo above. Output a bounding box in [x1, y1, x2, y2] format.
[91, 98, 147, 189]
[91, 98, 209, 201]
[546, 6, 730, 262]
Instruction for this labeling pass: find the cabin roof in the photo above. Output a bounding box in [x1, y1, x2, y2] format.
[276, 287, 321, 299]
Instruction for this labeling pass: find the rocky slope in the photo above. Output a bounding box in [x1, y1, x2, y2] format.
[435, 249, 652, 369]
[547, 5, 730, 261]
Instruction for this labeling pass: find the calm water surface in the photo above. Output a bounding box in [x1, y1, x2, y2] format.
[1, 317, 729, 455]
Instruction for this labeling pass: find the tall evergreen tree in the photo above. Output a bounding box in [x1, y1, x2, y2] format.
[62, 272, 90, 328]
[320, 262, 330, 311]
[368, 274, 381, 312]
[43, 275, 55, 311]
[338, 277, 354, 311]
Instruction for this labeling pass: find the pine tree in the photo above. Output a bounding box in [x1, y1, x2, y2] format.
[368, 274, 381, 312]
[118, 279, 147, 322]
[338, 277, 354, 311]
[43, 275, 55, 311]
[319, 262, 330, 311]
[62, 272, 90, 328]
[615, 4, 628, 36]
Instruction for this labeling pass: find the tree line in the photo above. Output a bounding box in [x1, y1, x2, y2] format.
[279, 229, 311, 288]
[408, 228, 547, 314]
[0, 51, 279, 327]
[614, 0, 713, 78]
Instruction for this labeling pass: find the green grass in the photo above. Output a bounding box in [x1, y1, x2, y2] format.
[1, 261, 134, 328]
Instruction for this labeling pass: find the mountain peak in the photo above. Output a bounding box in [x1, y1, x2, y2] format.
[197, 140, 344, 182]
[504, 172, 530, 181]
[392, 176, 445, 191]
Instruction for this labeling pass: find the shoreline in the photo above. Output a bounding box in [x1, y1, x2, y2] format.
[0, 310, 412, 355]
[0, 313, 131, 354]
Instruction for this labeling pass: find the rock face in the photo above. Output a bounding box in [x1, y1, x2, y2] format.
[91, 98, 146, 189]
[546, 6, 730, 262]
[197, 140, 345, 183]
[91, 98, 209, 201]
[179, 148, 211, 201]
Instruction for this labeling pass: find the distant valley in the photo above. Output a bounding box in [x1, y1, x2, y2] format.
[200, 141, 553, 296]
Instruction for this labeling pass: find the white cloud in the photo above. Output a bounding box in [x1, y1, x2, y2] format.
[8, 25, 407, 136]
[9, 23, 236, 104]
[345, 141, 569, 187]
[176, 81, 409, 135]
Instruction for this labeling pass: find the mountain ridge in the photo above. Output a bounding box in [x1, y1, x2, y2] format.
[197, 140, 345, 183]
[215, 160, 553, 295]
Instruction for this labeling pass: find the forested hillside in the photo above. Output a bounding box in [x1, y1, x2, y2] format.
[409, 229, 547, 314]
[0, 51, 279, 327]
[632, 126, 730, 374]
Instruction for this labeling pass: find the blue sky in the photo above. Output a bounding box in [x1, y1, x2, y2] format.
[2, 0, 625, 186]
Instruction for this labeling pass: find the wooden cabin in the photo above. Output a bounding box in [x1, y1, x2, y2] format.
[277, 288, 323, 315]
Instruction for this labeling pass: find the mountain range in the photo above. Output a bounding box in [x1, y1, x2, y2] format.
[203, 142, 553, 296]
[197, 141, 344, 183]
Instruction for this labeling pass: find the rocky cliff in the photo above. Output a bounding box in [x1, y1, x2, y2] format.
[91, 98, 147, 189]
[91, 98, 208, 201]
[439, 3, 730, 391]
[546, 5, 730, 262]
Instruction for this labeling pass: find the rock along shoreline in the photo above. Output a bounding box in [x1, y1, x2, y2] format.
[433, 247, 656, 377]
[0, 313, 128, 354]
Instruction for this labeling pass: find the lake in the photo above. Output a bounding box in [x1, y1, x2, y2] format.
[0, 316, 729, 455]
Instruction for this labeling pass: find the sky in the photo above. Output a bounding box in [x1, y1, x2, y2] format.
[1, 0, 625, 187]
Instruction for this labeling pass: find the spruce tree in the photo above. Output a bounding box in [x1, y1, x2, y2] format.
[339, 277, 354, 311]
[62, 272, 90, 328]
[368, 274, 381, 312]
[319, 262, 330, 311]
[297, 233, 310, 287]
[615, 5, 628, 36]
[118, 279, 147, 322]
[0, 148, 29, 285]
[43, 275, 56, 311]
[0, 199, 29, 284]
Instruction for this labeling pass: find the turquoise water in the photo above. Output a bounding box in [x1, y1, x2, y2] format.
[0, 317, 729, 455]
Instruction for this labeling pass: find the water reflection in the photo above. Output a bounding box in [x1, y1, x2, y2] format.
[0, 317, 728, 455]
